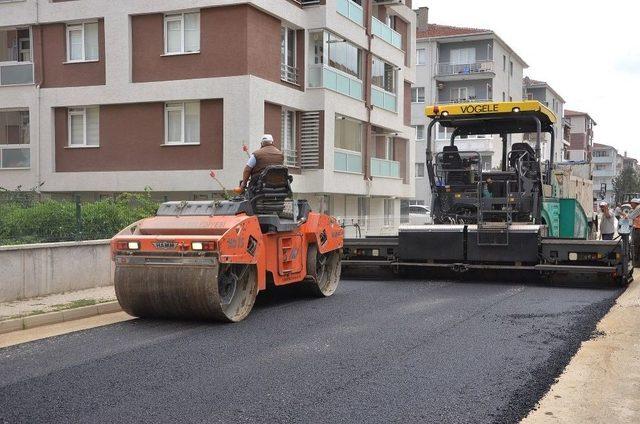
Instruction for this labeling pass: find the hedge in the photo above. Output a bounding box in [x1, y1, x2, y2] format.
[0, 192, 158, 246]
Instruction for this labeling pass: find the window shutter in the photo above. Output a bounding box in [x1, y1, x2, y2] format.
[300, 111, 320, 169]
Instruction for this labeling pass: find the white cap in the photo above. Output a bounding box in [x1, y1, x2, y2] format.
[631, 198, 640, 204]
[599, 201, 608, 207]
[261, 134, 274, 144]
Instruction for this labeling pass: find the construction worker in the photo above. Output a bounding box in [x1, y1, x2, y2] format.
[598, 201, 615, 240]
[240, 134, 284, 191]
[624, 198, 640, 263]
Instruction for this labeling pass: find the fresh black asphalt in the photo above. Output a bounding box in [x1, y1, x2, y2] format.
[0, 278, 619, 424]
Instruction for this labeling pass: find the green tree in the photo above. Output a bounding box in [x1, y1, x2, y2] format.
[612, 166, 640, 204]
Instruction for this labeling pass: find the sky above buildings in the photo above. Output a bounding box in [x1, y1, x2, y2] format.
[415, 0, 640, 159]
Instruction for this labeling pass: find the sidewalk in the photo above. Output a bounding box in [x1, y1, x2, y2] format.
[0, 286, 116, 321]
[523, 274, 640, 423]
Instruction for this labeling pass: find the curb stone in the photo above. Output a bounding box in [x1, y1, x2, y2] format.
[0, 301, 122, 335]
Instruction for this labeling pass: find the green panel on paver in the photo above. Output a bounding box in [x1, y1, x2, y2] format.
[542, 199, 560, 238]
[559, 198, 589, 239]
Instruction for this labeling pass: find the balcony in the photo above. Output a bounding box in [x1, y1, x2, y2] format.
[0, 28, 34, 86]
[308, 64, 363, 101]
[371, 157, 400, 178]
[335, 148, 362, 173]
[371, 16, 402, 49]
[280, 63, 298, 85]
[371, 86, 397, 112]
[435, 61, 495, 80]
[337, 0, 364, 26]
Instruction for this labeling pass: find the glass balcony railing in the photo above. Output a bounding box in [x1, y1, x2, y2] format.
[334, 149, 362, 173]
[308, 64, 363, 101]
[371, 16, 402, 49]
[371, 157, 400, 178]
[337, 0, 364, 26]
[371, 86, 397, 112]
[0, 62, 34, 86]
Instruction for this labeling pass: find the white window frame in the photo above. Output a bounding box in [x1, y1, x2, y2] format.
[163, 12, 201, 55]
[66, 22, 99, 63]
[384, 198, 394, 226]
[280, 26, 297, 84]
[415, 125, 425, 141]
[416, 48, 427, 65]
[415, 162, 425, 178]
[281, 108, 297, 167]
[67, 107, 99, 147]
[450, 47, 475, 65]
[164, 101, 200, 145]
[411, 87, 425, 103]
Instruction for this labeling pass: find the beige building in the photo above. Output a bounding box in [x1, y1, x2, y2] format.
[0, 0, 417, 237]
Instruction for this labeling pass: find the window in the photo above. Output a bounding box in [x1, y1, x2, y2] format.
[280, 27, 297, 84]
[357, 196, 369, 228]
[502, 55, 506, 71]
[383, 137, 394, 160]
[509, 61, 514, 76]
[327, 32, 362, 79]
[502, 92, 506, 102]
[66, 22, 98, 62]
[411, 87, 425, 103]
[526, 92, 534, 100]
[415, 125, 425, 141]
[384, 198, 394, 226]
[334, 116, 363, 173]
[450, 47, 475, 65]
[416, 48, 427, 65]
[436, 123, 468, 141]
[509, 96, 513, 102]
[164, 101, 200, 145]
[281, 108, 297, 166]
[415, 162, 425, 177]
[595, 163, 610, 171]
[0, 110, 30, 168]
[371, 56, 395, 93]
[409, 205, 427, 214]
[68, 107, 99, 147]
[164, 12, 200, 55]
[593, 150, 609, 157]
[335, 116, 362, 152]
[451, 86, 475, 103]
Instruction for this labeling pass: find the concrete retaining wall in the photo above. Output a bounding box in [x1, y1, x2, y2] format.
[0, 240, 113, 303]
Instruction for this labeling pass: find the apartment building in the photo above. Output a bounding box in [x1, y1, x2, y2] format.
[591, 143, 619, 204]
[410, 8, 527, 207]
[522, 77, 566, 163]
[564, 109, 596, 162]
[0, 0, 416, 237]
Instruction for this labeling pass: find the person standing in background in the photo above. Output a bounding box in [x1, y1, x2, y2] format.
[599, 201, 615, 240]
[624, 198, 640, 264]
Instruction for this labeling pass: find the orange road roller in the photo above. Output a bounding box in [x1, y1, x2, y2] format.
[111, 166, 343, 322]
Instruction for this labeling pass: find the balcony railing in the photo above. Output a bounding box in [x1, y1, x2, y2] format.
[337, 0, 364, 26]
[335, 149, 362, 173]
[436, 97, 489, 105]
[280, 63, 298, 85]
[308, 64, 363, 101]
[371, 16, 402, 49]
[371, 86, 397, 112]
[436, 61, 494, 77]
[0, 62, 34, 86]
[371, 157, 400, 178]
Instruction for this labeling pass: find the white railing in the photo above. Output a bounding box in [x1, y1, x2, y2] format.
[280, 63, 298, 85]
[371, 157, 400, 178]
[371, 86, 397, 112]
[436, 97, 489, 104]
[0, 61, 34, 86]
[283, 149, 297, 167]
[0, 145, 30, 169]
[436, 61, 494, 76]
[334, 148, 362, 173]
[308, 63, 363, 100]
[337, 0, 364, 26]
[371, 16, 402, 49]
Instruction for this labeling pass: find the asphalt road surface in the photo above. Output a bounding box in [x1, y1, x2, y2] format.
[0, 277, 620, 424]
